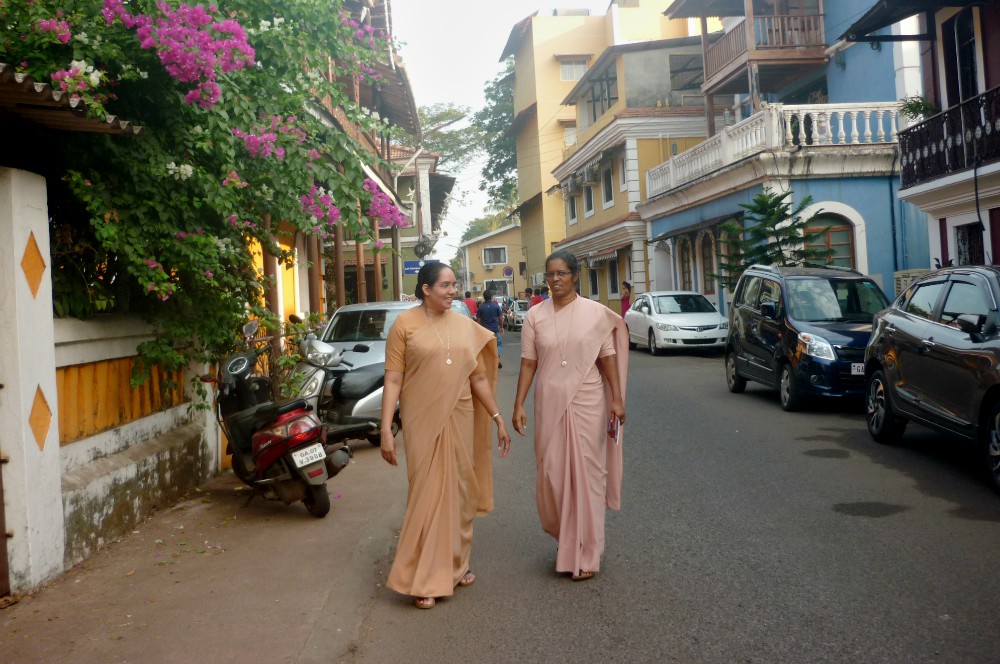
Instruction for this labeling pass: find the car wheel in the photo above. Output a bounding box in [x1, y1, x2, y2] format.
[982, 401, 1000, 492]
[648, 330, 659, 356]
[866, 369, 907, 443]
[779, 363, 802, 412]
[725, 352, 746, 393]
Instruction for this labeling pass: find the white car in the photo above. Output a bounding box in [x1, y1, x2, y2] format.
[624, 291, 728, 355]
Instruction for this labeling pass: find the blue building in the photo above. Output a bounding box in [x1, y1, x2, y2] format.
[637, 0, 932, 310]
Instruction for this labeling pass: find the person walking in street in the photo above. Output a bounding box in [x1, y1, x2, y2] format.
[380, 263, 512, 609]
[620, 281, 631, 317]
[463, 290, 479, 317]
[477, 290, 504, 369]
[540, 285, 550, 300]
[529, 288, 543, 308]
[511, 250, 628, 581]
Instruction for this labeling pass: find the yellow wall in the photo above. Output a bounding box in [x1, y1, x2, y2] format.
[464, 225, 524, 296]
[611, 3, 691, 44]
[636, 136, 705, 199]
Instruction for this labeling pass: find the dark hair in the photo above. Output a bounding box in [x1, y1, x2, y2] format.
[415, 262, 450, 301]
[540, 285, 549, 294]
[545, 249, 579, 276]
[526, 287, 533, 296]
[483, 290, 494, 301]
[623, 281, 631, 289]
[464, 291, 471, 298]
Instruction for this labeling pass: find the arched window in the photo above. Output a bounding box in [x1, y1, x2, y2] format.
[700, 236, 715, 294]
[805, 216, 856, 268]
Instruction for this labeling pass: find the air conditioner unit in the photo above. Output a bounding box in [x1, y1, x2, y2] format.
[531, 272, 545, 286]
[580, 165, 599, 184]
[564, 178, 580, 195]
[484, 264, 496, 271]
[472, 284, 483, 292]
[893, 269, 930, 294]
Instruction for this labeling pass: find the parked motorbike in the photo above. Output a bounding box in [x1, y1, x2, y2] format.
[210, 320, 353, 518]
[288, 316, 391, 446]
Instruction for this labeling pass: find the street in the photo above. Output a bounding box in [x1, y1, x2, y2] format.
[4, 334, 1000, 663]
[352, 335, 1000, 664]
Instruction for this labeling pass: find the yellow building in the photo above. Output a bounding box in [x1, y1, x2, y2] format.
[501, 0, 696, 291]
[457, 223, 524, 300]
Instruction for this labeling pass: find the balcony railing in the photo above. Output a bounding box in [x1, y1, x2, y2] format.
[646, 102, 901, 199]
[899, 85, 1000, 188]
[704, 14, 825, 82]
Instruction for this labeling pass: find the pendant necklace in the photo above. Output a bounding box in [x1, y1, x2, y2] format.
[424, 305, 452, 365]
[551, 295, 577, 367]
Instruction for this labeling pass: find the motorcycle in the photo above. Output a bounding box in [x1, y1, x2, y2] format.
[288, 316, 392, 447]
[210, 320, 354, 518]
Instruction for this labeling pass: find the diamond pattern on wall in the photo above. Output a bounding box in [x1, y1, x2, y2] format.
[29, 386, 52, 452]
[21, 231, 47, 299]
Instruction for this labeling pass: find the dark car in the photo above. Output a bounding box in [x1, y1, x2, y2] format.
[725, 264, 890, 411]
[865, 266, 1000, 490]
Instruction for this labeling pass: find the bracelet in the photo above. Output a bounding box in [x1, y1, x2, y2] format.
[491, 412, 501, 422]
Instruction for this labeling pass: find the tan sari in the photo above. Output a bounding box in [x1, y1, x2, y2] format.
[522, 297, 629, 576]
[384, 306, 499, 598]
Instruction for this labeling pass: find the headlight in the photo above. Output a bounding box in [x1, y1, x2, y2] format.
[301, 373, 323, 398]
[798, 332, 835, 360]
[719, 321, 729, 330]
[656, 323, 679, 331]
[307, 349, 334, 366]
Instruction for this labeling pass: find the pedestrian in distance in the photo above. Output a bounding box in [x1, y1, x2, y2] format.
[524, 287, 533, 306]
[477, 289, 504, 369]
[529, 288, 543, 309]
[620, 281, 632, 317]
[463, 290, 478, 317]
[540, 285, 550, 300]
[380, 263, 512, 609]
[511, 250, 628, 581]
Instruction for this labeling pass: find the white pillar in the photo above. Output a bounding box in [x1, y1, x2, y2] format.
[0, 168, 65, 592]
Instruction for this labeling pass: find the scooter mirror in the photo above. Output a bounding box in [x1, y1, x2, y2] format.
[288, 314, 303, 324]
[242, 320, 260, 338]
[352, 344, 371, 353]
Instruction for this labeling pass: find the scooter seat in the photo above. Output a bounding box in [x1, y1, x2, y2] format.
[338, 364, 384, 399]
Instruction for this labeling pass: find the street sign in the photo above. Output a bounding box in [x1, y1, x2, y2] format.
[403, 259, 439, 275]
[502, 265, 514, 277]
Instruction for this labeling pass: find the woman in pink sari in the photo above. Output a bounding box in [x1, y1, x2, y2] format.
[512, 250, 628, 580]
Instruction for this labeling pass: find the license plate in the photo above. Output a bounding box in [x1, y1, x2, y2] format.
[291, 443, 325, 468]
[851, 363, 864, 376]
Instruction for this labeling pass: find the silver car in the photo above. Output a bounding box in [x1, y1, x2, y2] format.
[624, 291, 728, 355]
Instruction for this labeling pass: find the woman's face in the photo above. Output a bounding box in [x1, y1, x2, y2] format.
[422, 267, 457, 312]
[545, 259, 577, 297]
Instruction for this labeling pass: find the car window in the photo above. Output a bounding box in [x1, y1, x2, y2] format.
[784, 277, 887, 322]
[738, 276, 762, 309]
[324, 309, 406, 342]
[653, 294, 716, 314]
[904, 281, 946, 321]
[759, 280, 782, 315]
[940, 280, 991, 326]
[632, 299, 645, 312]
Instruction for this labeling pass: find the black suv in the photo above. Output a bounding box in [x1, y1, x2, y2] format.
[725, 265, 890, 410]
[865, 266, 1000, 490]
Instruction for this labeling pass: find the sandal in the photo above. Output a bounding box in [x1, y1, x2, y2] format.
[414, 597, 436, 609]
[458, 571, 476, 587]
[571, 571, 595, 582]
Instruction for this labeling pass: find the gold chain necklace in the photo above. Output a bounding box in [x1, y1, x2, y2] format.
[424, 305, 452, 365]
[550, 295, 577, 368]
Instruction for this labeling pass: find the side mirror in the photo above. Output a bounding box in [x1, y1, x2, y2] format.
[288, 314, 303, 325]
[956, 314, 985, 341]
[352, 343, 371, 353]
[760, 302, 778, 319]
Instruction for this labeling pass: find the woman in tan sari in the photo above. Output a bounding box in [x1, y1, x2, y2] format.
[512, 250, 628, 581]
[380, 263, 511, 609]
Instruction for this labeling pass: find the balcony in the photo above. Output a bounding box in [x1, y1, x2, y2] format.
[899, 85, 1000, 189]
[703, 14, 826, 95]
[646, 102, 901, 199]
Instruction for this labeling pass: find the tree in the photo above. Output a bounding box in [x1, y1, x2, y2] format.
[715, 189, 831, 289]
[473, 59, 517, 211]
[396, 103, 482, 173]
[460, 209, 511, 243]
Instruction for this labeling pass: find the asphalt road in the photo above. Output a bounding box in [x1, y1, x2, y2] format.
[348, 334, 1000, 664]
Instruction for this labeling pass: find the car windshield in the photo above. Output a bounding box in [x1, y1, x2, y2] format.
[324, 308, 405, 342]
[785, 277, 888, 323]
[514, 301, 528, 312]
[653, 294, 716, 314]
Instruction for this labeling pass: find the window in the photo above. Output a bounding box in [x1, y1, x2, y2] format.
[483, 246, 507, 266]
[759, 280, 781, 313]
[563, 126, 578, 146]
[679, 240, 693, 291]
[619, 154, 627, 191]
[484, 279, 510, 298]
[584, 185, 595, 217]
[601, 166, 614, 208]
[940, 280, 990, 326]
[608, 260, 620, 296]
[567, 195, 578, 225]
[904, 281, 946, 320]
[700, 240, 715, 294]
[956, 222, 985, 265]
[668, 54, 704, 99]
[589, 268, 600, 298]
[560, 60, 588, 81]
[806, 220, 855, 268]
[584, 65, 618, 124]
[942, 7, 979, 105]
[737, 276, 762, 309]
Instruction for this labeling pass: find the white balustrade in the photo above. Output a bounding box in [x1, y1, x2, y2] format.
[646, 102, 901, 199]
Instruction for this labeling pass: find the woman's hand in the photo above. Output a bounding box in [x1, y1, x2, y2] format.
[512, 403, 527, 436]
[609, 398, 626, 427]
[380, 428, 398, 466]
[496, 420, 511, 457]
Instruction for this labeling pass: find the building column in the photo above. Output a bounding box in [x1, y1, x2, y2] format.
[0, 168, 65, 592]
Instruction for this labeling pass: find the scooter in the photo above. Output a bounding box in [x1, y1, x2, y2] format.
[210, 321, 353, 518]
[288, 319, 392, 446]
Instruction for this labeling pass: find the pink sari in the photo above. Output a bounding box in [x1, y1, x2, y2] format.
[521, 297, 628, 576]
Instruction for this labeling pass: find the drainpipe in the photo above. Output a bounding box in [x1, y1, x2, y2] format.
[888, 147, 899, 273]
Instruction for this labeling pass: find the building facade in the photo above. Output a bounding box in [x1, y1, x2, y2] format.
[458, 223, 524, 299]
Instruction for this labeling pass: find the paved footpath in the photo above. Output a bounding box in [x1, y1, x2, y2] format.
[0, 441, 408, 664]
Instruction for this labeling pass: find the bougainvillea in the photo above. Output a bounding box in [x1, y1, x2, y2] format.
[363, 178, 410, 229]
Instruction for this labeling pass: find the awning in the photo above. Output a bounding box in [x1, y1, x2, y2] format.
[840, 0, 976, 40]
[504, 102, 537, 138]
[586, 243, 631, 267]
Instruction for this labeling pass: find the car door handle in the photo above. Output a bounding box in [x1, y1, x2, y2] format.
[920, 339, 936, 353]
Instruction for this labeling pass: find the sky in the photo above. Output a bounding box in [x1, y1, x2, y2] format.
[390, 0, 620, 260]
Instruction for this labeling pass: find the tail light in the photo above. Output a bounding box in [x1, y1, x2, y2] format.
[258, 412, 321, 440]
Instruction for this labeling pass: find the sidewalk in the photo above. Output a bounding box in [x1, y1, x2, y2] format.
[0, 442, 407, 663]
